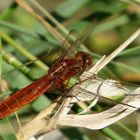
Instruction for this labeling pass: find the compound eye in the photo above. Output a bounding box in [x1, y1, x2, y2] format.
[74, 51, 93, 71]
[84, 58, 92, 70]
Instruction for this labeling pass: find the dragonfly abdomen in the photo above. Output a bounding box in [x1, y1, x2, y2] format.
[0, 75, 52, 119]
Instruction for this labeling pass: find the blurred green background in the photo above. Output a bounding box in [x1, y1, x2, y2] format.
[0, 0, 140, 140]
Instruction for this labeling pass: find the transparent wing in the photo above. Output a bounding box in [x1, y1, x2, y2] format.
[60, 20, 97, 60]
[70, 78, 139, 113]
[56, 29, 80, 60]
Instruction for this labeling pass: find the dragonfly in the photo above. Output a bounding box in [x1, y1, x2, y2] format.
[1, 29, 139, 121]
[0, 2, 139, 120]
[0, 27, 96, 119]
[0, 2, 139, 140]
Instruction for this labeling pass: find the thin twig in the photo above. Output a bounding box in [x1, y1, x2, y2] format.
[29, 0, 69, 35]
[15, 112, 25, 140]
[95, 28, 140, 73]
[81, 28, 140, 80]
[16, 0, 64, 44]
[16, 0, 93, 53]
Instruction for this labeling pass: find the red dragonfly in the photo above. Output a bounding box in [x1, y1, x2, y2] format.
[0, 30, 93, 119]
[1, 28, 139, 120]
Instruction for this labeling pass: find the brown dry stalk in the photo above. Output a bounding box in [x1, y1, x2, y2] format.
[16, 0, 64, 43]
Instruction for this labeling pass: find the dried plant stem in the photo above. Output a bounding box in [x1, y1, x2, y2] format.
[81, 28, 140, 80]
[16, 0, 92, 54]
[16, 103, 57, 140]
[29, 0, 69, 35]
[15, 112, 25, 140]
[15, 78, 140, 139]
[16, 0, 64, 44]
[94, 28, 140, 73]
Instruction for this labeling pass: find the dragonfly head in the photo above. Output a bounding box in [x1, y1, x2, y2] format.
[75, 51, 93, 71]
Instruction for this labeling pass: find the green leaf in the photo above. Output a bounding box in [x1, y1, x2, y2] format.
[0, 118, 17, 140]
[55, 0, 90, 18]
[118, 46, 140, 57]
[30, 95, 51, 112]
[90, 1, 128, 13]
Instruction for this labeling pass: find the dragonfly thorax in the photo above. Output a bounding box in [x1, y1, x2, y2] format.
[47, 51, 92, 89]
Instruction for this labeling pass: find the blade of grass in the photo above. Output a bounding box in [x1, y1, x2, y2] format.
[86, 28, 140, 76]
[117, 122, 140, 139]
[29, 0, 69, 35]
[0, 2, 18, 20]
[30, 95, 51, 112]
[110, 61, 140, 73]
[61, 127, 91, 140]
[89, 50, 140, 74]
[118, 45, 140, 57]
[16, 0, 64, 44]
[0, 118, 17, 140]
[97, 105, 139, 140]
[0, 20, 60, 45]
[93, 15, 130, 34]
[0, 31, 49, 72]
[0, 38, 2, 82]
[0, 20, 47, 41]
[2, 50, 36, 80]
[55, 0, 90, 18]
[100, 127, 124, 140]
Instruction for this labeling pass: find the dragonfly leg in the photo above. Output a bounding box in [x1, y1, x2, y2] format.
[53, 98, 63, 106]
[78, 81, 105, 114]
[43, 115, 51, 121]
